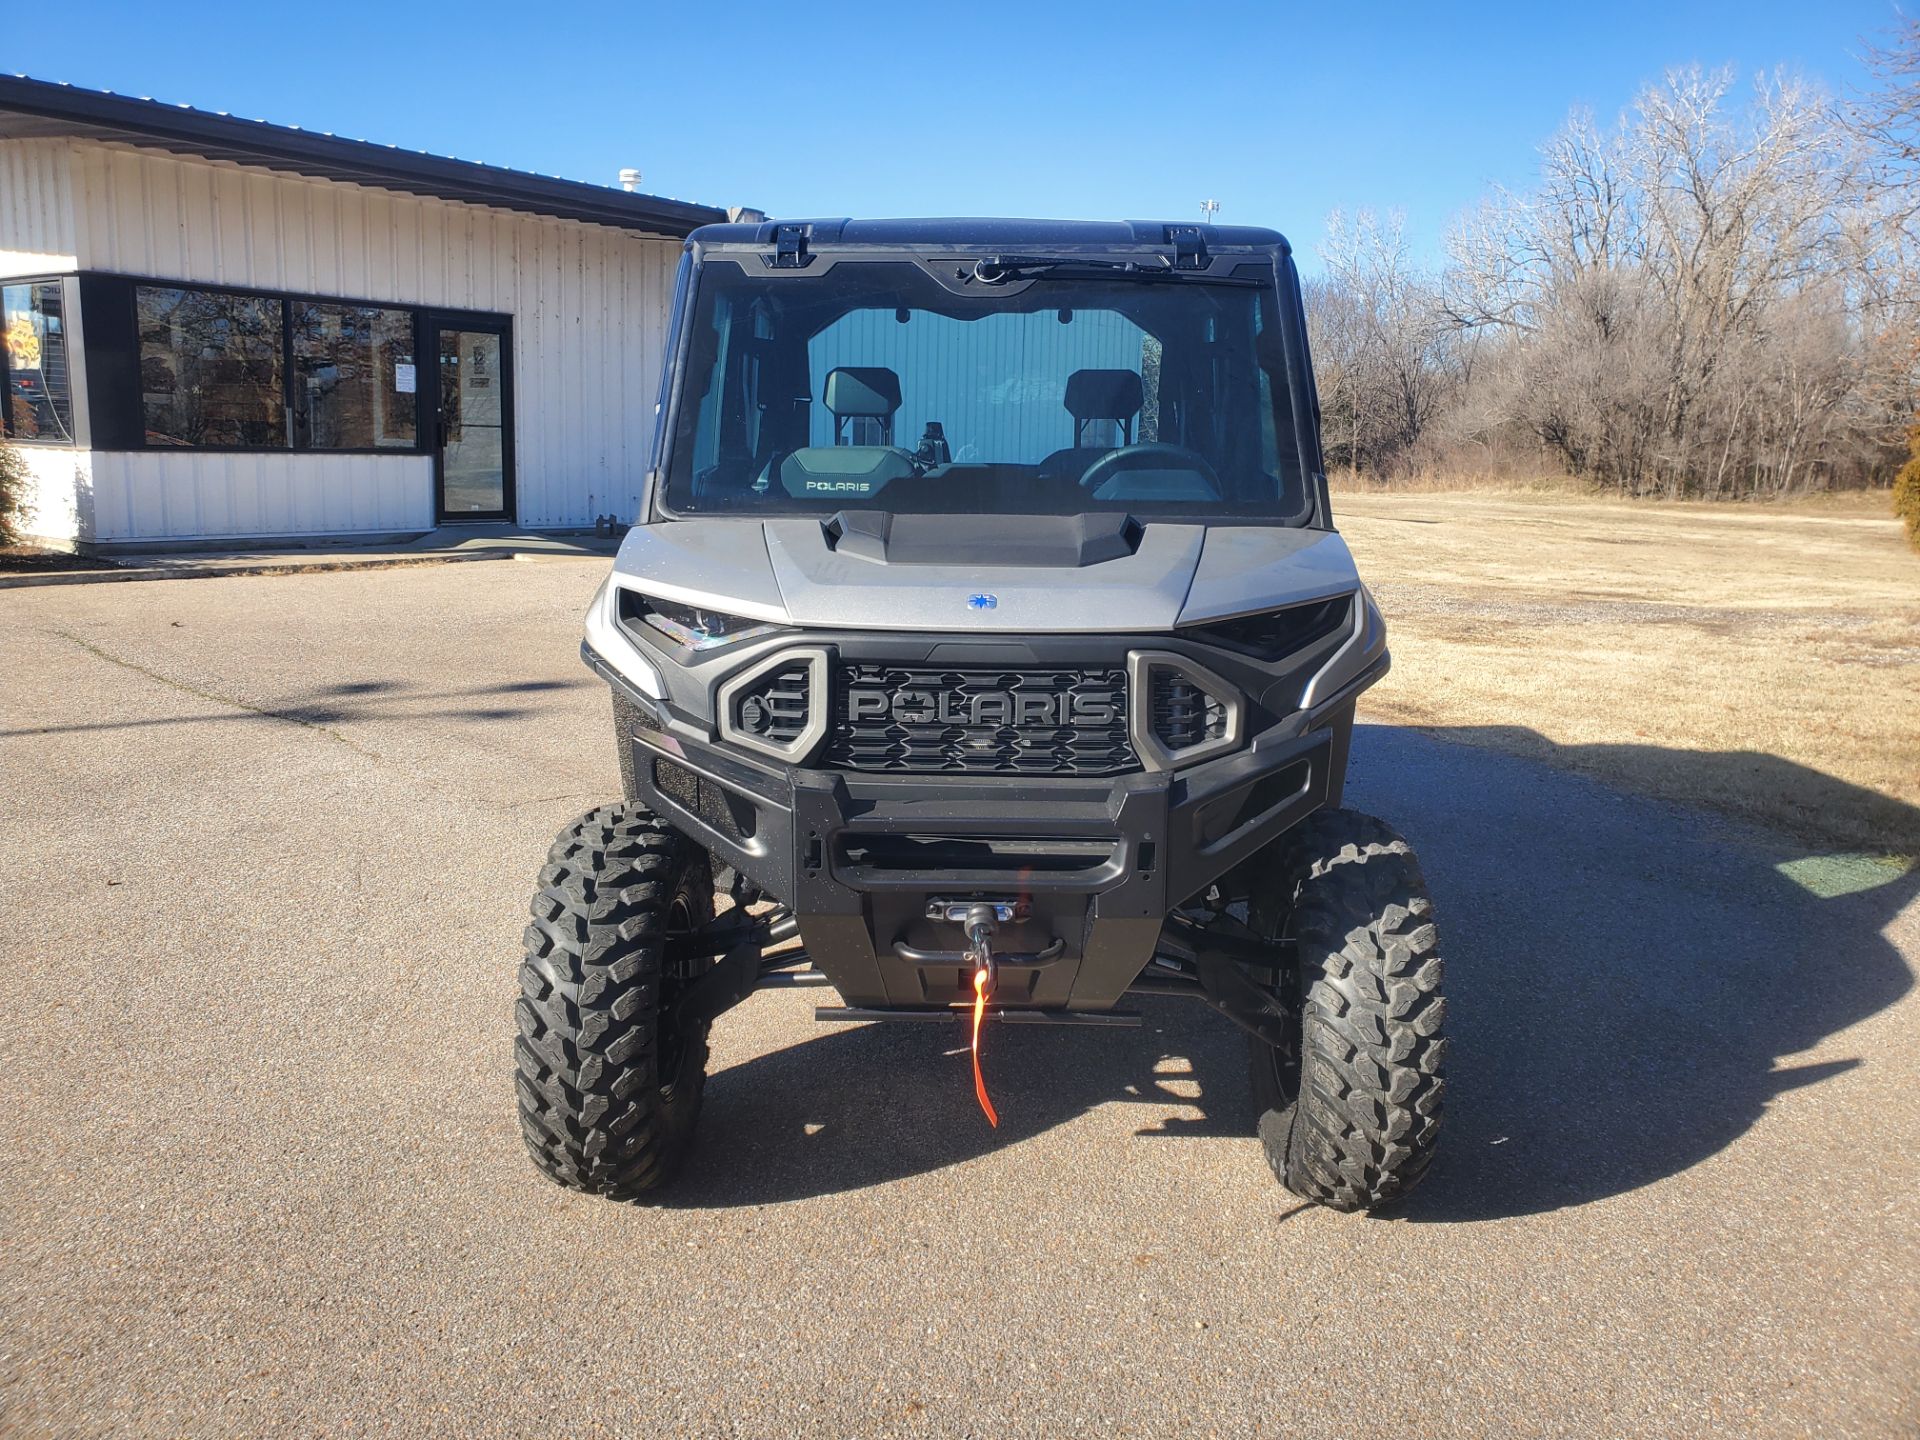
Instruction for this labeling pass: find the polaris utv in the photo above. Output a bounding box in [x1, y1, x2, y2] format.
[517, 219, 1444, 1212]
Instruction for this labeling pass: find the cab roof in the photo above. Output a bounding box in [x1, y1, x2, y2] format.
[687, 217, 1292, 254]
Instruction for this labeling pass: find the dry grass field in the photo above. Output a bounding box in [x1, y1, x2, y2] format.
[1337, 490, 1920, 859]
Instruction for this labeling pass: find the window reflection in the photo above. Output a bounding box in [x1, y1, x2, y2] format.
[3, 281, 76, 444]
[137, 286, 285, 447]
[291, 302, 416, 450]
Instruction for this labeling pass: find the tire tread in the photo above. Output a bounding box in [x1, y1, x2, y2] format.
[1254, 808, 1445, 1212]
[513, 802, 710, 1198]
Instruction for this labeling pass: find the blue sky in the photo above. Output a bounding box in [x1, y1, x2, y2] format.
[8, 0, 1903, 270]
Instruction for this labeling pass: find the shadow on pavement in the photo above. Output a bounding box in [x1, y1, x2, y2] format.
[663, 995, 1244, 1209]
[0, 676, 589, 738]
[665, 723, 1917, 1218]
[1365, 725, 1918, 1223]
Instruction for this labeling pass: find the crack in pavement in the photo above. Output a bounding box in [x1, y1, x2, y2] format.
[41, 628, 603, 822]
[48, 628, 384, 760]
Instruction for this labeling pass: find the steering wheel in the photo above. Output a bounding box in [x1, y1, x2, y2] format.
[1076, 443, 1222, 495]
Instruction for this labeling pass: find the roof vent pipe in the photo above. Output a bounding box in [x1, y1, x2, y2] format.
[617, 167, 641, 192]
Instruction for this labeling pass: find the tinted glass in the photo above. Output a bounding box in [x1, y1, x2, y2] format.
[437, 328, 507, 514]
[3, 281, 76, 444]
[663, 258, 1310, 522]
[137, 286, 285, 447]
[804, 307, 1158, 458]
[291, 302, 417, 449]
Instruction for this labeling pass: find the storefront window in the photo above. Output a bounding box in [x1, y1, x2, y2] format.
[291, 302, 417, 449]
[137, 285, 285, 447]
[3, 280, 77, 444]
[44, 277, 490, 455]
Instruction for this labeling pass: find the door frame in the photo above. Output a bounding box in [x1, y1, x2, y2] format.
[424, 311, 516, 524]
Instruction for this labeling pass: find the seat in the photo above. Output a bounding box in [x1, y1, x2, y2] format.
[824, 366, 902, 446]
[777, 444, 916, 499]
[1038, 368, 1145, 483]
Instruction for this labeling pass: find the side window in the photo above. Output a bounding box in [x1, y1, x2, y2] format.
[742, 299, 774, 463]
[3, 280, 77, 444]
[686, 289, 734, 485]
[649, 250, 694, 477]
[1257, 296, 1281, 477]
[1253, 285, 1303, 499]
[1138, 335, 1163, 444]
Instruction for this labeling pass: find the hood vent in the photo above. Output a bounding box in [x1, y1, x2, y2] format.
[821, 511, 1144, 567]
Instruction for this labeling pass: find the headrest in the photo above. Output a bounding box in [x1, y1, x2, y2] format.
[1064, 368, 1144, 421]
[824, 367, 901, 419]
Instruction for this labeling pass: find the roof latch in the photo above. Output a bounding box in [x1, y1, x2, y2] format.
[771, 222, 811, 269]
[1164, 224, 1208, 270]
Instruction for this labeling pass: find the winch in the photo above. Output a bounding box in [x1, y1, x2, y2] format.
[959, 901, 1003, 1127]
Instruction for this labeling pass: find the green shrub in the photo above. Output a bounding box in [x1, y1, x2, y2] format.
[1897, 424, 1920, 553]
[0, 437, 28, 547]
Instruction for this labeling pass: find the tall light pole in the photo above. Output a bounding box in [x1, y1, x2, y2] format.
[1200, 198, 1220, 224]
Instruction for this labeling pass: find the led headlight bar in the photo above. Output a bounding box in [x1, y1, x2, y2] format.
[627, 593, 784, 653]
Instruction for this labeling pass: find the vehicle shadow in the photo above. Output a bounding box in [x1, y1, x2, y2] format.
[662, 995, 1245, 1209]
[1348, 724, 1918, 1223]
[663, 723, 1918, 1218]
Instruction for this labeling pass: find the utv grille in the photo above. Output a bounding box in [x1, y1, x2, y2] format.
[732, 661, 813, 748]
[826, 664, 1137, 776]
[1127, 652, 1244, 770]
[715, 648, 830, 763]
[1149, 672, 1231, 753]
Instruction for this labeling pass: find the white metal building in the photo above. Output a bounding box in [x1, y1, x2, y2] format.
[0, 76, 730, 548]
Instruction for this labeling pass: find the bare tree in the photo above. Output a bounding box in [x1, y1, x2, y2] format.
[1309, 209, 1462, 475]
[1416, 65, 1909, 497]
[1845, 15, 1920, 433]
[1848, 16, 1920, 197]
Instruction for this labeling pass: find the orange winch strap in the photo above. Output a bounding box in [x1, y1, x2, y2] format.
[970, 966, 999, 1128]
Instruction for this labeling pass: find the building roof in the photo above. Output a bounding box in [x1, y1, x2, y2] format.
[0, 74, 729, 239]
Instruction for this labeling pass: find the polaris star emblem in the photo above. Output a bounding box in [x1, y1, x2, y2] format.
[968, 593, 999, 611]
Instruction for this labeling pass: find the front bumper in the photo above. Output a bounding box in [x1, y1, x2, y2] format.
[586, 640, 1376, 1011]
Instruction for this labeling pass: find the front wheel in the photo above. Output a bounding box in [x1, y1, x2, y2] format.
[1248, 809, 1446, 1211]
[514, 803, 713, 1198]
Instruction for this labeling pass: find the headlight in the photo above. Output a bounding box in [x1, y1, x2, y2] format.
[619, 591, 784, 653]
[1180, 593, 1353, 661]
[582, 578, 665, 699]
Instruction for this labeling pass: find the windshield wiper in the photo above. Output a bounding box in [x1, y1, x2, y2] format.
[965, 254, 1256, 286]
[969, 254, 1164, 283]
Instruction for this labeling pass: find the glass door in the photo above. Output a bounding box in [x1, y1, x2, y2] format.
[428, 318, 514, 521]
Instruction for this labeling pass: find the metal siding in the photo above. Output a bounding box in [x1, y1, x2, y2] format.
[14, 445, 92, 542]
[87, 451, 433, 540]
[0, 139, 79, 274]
[60, 141, 671, 538]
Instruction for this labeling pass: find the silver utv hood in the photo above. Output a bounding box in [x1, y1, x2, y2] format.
[601, 518, 1364, 633]
[587, 517, 1387, 719]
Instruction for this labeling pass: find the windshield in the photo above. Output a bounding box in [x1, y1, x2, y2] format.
[660, 257, 1317, 524]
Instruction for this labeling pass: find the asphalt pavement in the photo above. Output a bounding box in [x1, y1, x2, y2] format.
[1, 560, 1915, 1438]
